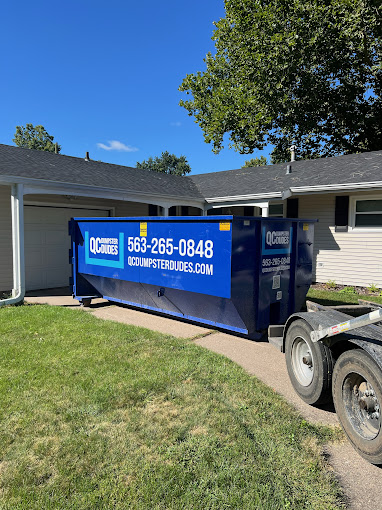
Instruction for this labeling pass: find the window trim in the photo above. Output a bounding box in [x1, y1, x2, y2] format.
[268, 201, 285, 218]
[349, 195, 382, 231]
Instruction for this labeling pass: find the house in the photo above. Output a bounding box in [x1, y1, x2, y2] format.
[0, 143, 381, 301]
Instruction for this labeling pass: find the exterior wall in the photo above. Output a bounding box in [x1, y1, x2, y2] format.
[0, 185, 13, 292]
[298, 190, 382, 288]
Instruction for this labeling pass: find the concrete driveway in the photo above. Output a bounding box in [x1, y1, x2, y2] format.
[24, 289, 382, 509]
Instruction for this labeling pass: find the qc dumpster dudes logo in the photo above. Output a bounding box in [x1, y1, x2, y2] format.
[265, 230, 290, 248]
[261, 226, 292, 275]
[262, 227, 292, 254]
[85, 231, 125, 269]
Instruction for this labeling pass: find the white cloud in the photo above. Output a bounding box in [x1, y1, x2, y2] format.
[97, 140, 139, 152]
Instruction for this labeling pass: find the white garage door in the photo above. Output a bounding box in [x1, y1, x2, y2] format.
[24, 205, 110, 291]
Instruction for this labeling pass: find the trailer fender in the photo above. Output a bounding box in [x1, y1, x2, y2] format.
[283, 312, 382, 373]
[341, 328, 382, 374]
[282, 312, 328, 353]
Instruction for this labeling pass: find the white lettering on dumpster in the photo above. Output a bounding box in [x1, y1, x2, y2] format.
[127, 256, 213, 276]
[89, 237, 119, 256]
[265, 230, 290, 247]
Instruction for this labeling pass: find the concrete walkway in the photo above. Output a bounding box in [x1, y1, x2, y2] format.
[24, 289, 382, 509]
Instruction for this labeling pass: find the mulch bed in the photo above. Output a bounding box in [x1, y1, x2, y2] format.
[311, 283, 381, 297]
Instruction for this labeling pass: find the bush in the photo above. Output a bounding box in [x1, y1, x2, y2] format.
[339, 286, 357, 294]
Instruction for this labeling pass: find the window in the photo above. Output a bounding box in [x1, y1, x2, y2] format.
[269, 203, 284, 218]
[354, 199, 382, 227]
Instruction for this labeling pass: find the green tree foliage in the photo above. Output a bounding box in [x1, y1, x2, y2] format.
[13, 124, 61, 153]
[242, 156, 268, 167]
[179, 0, 382, 159]
[136, 151, 191, 176]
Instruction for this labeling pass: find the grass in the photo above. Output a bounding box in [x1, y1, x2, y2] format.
[0, 305, 344, 509]
[307, 288, 382, 307]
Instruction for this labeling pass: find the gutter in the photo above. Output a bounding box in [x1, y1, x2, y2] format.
[0, 184, 25, 307]
[205, 192, 282, 203]
[286, 181, 382, 195]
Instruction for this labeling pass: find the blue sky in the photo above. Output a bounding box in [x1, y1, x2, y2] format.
[1, 1, 270, 175]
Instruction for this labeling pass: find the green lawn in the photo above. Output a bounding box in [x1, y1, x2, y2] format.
[0, 305, 344, 509]
[307, 288, 382, 307]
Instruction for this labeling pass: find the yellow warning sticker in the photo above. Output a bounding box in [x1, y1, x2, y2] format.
[219, 222, 231, 231]
[140, 222, 147, 237]
[303, 223, 309, 231]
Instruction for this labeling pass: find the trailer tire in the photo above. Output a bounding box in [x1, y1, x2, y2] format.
[285, 319, 333, 405]
[333, 349, 382, 465]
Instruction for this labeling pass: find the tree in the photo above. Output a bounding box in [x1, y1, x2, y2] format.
[179, 0, 382, 159]
[13, 124, 61, 153]
[136, 151, 191, 176]
[242, 156, 268, 168]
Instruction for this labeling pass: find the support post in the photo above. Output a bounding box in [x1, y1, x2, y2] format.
[0, 184, 25, 306]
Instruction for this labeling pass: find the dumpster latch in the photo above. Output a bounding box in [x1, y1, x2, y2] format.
[158, 287, 165, 297]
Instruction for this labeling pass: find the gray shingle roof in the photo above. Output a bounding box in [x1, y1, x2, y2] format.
[0, 144, 203, 199]
[1, 144, 381, 202]
[190, 151, 382, 198]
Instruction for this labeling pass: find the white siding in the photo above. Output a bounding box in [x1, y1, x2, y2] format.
[0, 186, 13, 292]
[298, 191, 382, 288]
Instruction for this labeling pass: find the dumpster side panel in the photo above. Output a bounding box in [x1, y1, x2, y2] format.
[76, 219, 232, 299]
[295, 221, 315, 312]
[257, 220, 295, 329]
[230, 218, 259, 334]
[82, 274, 248, 333]
[71, 216, 316, 335]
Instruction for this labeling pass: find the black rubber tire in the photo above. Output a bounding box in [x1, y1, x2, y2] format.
[81, 298, 92, 307]
[332, 349, 382, 465]
[285, 319, 334, 405]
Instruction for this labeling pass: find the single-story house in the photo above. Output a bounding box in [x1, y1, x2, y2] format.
[0, 143, 381, 302]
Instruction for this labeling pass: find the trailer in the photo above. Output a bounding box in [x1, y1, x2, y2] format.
[69, 215, 382, 464]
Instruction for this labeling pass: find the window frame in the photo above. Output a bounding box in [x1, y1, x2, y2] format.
[349, 195, 382, 231]
[268, 201, 285, 218]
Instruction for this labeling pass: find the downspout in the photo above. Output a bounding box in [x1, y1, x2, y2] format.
[0, 184, 25, 306]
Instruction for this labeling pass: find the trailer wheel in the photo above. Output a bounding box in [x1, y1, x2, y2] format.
[333, 349, 382, 464]
[285, 319, 333, 405]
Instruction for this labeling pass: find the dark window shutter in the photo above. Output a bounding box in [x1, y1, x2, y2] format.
[287, 198, 299, 218]
[335, 196, 349, 232]
[148, 204, 158, 216]
[244, 206, 255, 216]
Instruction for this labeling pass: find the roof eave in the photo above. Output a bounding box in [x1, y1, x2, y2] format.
[0, 175, 205, 208]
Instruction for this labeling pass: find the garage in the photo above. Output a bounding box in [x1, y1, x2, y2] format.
[24, 205, 110, 291]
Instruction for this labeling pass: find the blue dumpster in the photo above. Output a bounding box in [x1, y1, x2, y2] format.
[69, 216, 316, 336]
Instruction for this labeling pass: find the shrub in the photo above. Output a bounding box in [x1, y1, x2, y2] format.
[339, 286, 357, 294]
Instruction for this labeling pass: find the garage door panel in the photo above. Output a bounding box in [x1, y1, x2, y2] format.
[45, 267, 71, 288]
[25, 248, 45, 270]
[25, 268, 44, 290]
[24, 206, 109, 291]
[45, 229, 68, 245]
[24, 229, 44, 244]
